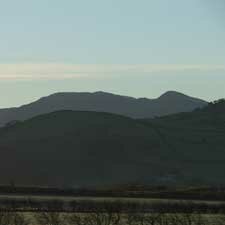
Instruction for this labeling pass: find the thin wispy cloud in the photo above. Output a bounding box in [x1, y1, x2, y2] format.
[0, 64, 224, 80]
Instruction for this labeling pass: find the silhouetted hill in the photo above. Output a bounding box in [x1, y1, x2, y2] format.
[0, 91, 207, 126]
[0, 100, 224, 187]
[142, 99, 225, 185]
[0, 111, 168, 187]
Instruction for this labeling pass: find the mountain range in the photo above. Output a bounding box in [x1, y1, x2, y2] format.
[0, 91, 207, 126]
[0, 98, 224, 187]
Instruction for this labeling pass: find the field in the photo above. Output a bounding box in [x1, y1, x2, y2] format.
[1, 211, 225, 225]
[0, 193, 225, 225]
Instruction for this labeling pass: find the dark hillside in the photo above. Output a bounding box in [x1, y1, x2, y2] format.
[0, 100, 224, 187]
[0, 111, 173, 187]
[142, 99, 225, 184]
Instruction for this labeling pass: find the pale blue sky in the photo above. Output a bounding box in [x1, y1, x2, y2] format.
[0, 0, 225, 107]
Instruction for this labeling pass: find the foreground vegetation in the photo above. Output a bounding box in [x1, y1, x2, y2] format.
[1, 211, 225, 225]
[0, 196, 225, 224]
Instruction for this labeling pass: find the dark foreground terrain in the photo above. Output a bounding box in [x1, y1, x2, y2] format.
[1, 210, 225, 225]
[0, 189, 225, 225]
[0, 100, 224, 187]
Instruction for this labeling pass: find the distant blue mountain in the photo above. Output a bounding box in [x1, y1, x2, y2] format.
[0, 91, 207, 126]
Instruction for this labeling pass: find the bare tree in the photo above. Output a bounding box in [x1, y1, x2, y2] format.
[191, 213, 207, 225]
[144, 213, 162, 225]
[12, 213, 30, 225]
[125, 212, 162, 225]
[0, 212, 29, 225]
[35, 212, 65, 225]
[82, 212, 122, 225]
[165, 213, 207, 225]
[0, 211, 12, 225]
[216, 214, 225, 225]
[65, 213, 84, 225]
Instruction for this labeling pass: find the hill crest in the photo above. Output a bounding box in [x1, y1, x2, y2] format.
[0, 91, 207, 126]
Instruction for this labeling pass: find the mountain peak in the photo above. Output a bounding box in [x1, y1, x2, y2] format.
[158, 91, 187, 99]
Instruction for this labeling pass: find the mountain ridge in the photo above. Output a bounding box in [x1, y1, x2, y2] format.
[0, 91, 207, 126]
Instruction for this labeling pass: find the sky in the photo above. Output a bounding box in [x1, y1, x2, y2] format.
[0, 0, 225, 107]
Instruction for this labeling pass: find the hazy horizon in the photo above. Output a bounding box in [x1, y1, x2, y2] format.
[1, 0, 224, 107]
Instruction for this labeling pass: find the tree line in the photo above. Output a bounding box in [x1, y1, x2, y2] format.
[1, 185, 225, 201]
[1, 198, 225, 214]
